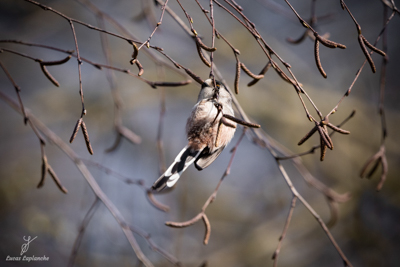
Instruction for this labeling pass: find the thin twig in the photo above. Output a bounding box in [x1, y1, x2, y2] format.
[0, 91, 154, 267]
[165, 130, 246, 244]
[68, 198, 100, 267]
[272, 196, 297, 267]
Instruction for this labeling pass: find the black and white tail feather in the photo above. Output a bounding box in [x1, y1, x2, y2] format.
[152, 144, 227, 191]
[152, 146, 201, 191]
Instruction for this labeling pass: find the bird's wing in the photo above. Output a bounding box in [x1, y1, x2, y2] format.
[194, 146, 225, 170]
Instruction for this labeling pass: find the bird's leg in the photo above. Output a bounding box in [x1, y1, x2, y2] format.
[212, 102, 223, 125]
[215, 120, 223, 147]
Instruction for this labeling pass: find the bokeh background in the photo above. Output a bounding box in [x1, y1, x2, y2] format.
[1, 0, 400, 266]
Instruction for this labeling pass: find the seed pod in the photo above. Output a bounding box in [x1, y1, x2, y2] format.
[81, 120, 94, 155]
[39, 64, 60, 87]
[195, 42, 211, 67]
[248, 62, 271, 87]
[135, 60, 144, 76]
[358, 35, 376, 73]
[314, 39, 327, 78]
[234, 60, 241, 94]
[298, 126, 318, 146]
[240, 63, 264, 80]
[195, 37, 217, 52]
[316, 34, 346, 49]
[361, 35, 386, 57]
[69, 118, 82, 143]
[48, 165, 68, 194]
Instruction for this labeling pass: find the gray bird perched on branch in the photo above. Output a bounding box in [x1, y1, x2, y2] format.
[152, 78, 237, 191]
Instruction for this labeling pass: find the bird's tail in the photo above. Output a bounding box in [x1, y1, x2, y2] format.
[152, 146, 201, 192]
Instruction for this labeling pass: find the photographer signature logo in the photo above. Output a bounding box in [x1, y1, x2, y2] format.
[5, 236, 49, 262]
[21, 236, 37, 255]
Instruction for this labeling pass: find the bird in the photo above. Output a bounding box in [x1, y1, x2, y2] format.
[152, 78, 237, 192]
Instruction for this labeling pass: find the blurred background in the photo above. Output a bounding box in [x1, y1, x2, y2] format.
[0, 0, 400, 266]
